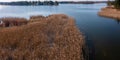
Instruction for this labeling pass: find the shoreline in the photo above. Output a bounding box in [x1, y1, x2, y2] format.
[0, 14, 86, 60]
[98, 7, 120, 20]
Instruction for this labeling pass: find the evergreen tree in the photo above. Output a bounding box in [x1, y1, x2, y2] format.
[114, 0, 120, 9]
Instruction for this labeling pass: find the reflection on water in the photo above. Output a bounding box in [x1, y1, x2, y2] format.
[0, 4, 120, 60]
[0, 5, 3, 9]
[116, 19, 120, 24]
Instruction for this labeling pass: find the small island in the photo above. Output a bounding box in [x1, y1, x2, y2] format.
[0, 1, 59, 6]
[0, 1, 107, 6]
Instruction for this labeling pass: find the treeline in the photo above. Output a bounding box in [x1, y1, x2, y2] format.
[108, 0, 120, 9]
[59, 1, 107, 4]
[0, 1, 59, 6]
[114, 0, 120, 9]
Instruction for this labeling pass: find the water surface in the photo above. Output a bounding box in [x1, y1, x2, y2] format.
[0, 4, 120, 60]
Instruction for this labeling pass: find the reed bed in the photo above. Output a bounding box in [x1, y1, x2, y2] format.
[0, 17, 28, 27]
[0, 14, 85, 60]
[29, 15, 46, 23]
[98, 7, 120, 20]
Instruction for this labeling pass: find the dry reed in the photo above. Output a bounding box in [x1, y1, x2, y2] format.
[99, 7, 120, 20]
[0, 14, 85, 60]
[0, 17, 28, 27]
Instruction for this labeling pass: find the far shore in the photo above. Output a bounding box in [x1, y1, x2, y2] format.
[98, 7, 120, 20]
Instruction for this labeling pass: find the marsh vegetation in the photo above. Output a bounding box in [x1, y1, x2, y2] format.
[0, 14, 85, 60]
[0, 17, 28, 27]
[99, 0, 120, 20]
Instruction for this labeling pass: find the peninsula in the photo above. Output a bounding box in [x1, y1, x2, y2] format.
[99, 0, 120, 20]
[0, 14, 85, 60]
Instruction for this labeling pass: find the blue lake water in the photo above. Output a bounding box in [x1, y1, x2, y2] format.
[0, 3, 120, 60]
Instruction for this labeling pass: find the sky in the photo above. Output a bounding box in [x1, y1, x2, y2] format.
[0, 0, 107, 2]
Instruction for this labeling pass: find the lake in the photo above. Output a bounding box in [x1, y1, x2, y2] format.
[0, 3, 120, 60]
